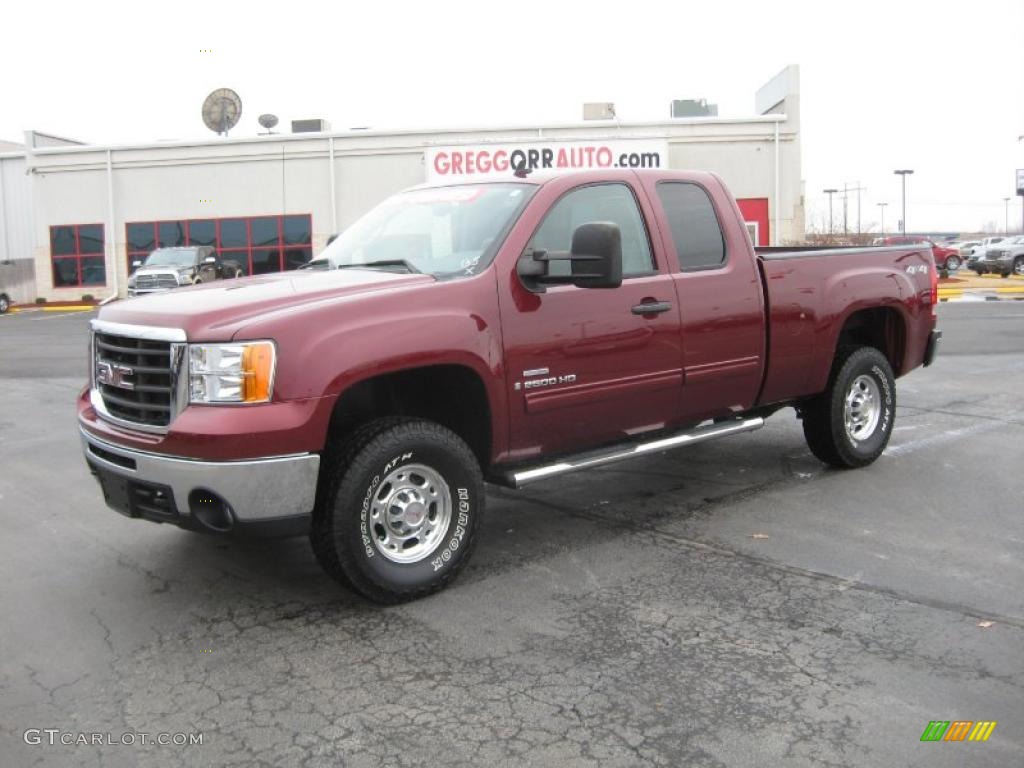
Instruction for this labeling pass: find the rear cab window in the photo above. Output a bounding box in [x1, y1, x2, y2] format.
[655, 182, 727, 271]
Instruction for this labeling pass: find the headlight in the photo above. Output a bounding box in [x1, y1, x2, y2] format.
[178, 270, 193, 285]
[189, 342, 276, 404]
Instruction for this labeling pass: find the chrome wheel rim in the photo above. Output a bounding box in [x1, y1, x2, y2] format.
[947, 256, 960, 270]
[844, 374, 881, 444]
[1015, 260, 1024, 276]
[369, 463, 451, 563]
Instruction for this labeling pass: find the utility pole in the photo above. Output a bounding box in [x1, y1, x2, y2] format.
[842, 182, 849, 236]
[1004, 197, 1011, 234]
[842, 182, 867, 236]
[823, 189, 838, 238]
[894, 169, 914, 235]
[877, 202, 888, 235]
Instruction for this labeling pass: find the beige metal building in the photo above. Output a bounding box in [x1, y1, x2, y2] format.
[0, 66, 803, 303]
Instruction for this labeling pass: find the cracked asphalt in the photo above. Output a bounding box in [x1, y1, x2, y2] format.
[1, 303, 1021, 767]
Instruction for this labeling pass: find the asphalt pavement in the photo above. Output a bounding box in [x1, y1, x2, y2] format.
[1, 303, 1021, 767]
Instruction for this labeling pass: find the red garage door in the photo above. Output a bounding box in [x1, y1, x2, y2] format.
[736, 198, 769, 246]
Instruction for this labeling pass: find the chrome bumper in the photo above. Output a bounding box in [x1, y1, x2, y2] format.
[80, 428, 320, 527]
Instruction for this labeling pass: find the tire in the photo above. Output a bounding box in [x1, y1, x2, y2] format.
[311, 417, 484, 603]
[1015, 257, 1024, 277]
[801, 346, 896, 469]
[1001, 271, 1010, 279]
[974, 270, 984, 276]
[945, 255, 960, 271]
[0, 294, 9, 314]
[192, 278, 202, 285]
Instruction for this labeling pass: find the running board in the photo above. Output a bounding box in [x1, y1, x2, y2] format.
[493, 416, 765, 489]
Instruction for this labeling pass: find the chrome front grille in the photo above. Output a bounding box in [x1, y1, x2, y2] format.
[91, 321, 187, 432]
[135, 273, 179, 290]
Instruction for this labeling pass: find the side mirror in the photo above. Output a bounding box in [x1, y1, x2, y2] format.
[204, 256, 216, 264]
[517, 222, 623, 293]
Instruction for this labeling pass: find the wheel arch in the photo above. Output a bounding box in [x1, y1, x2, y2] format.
[325, 363, 495, 470]
[812, 304, 909, 393]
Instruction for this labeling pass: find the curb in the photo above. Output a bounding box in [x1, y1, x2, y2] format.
[939, 292, 1024, 302]
[11, 305, 97, 313]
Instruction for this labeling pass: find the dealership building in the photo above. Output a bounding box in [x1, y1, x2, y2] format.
[0, 66, 803, 304]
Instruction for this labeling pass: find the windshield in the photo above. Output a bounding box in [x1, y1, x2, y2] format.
[318, 183, 535, 278]
[144, 248, 197, 267]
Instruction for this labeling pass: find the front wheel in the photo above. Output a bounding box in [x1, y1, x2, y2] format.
[1014, 257, 1024, 277]
[801, 347, 896, 469]
[945, 255, 961, 271]
[311, 418, 484, 603]
[0, 294, 9, 314]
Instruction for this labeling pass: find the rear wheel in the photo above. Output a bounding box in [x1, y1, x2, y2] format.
[801, 346, 896, 469]
[311, 417, 484, 603]
[0, 294, 9, 314]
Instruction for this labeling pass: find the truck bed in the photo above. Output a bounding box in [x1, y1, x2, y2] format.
[754, 244, 936, 406]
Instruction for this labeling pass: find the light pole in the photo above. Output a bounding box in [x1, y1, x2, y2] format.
[894, 169, 914, 235]
[877, 202, 888, 236]
[1004, 197, 1011, 234]
[823, 188, 838, 238]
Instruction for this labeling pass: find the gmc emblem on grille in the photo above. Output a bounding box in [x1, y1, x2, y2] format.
[96, 361, 135, 390]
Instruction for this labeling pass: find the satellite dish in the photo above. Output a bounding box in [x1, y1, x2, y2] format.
[202, 88, 242, 136]
[258, 113, 279, 133]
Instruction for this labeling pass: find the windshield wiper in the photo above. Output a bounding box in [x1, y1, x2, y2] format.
[336, 259, 423, 274]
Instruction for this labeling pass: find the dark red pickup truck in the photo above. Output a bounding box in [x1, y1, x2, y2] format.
[80, 169, 941, 602]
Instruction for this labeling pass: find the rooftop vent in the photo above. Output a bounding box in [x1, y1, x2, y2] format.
[670, 99, 718, 118]
[583, 102, 616, 120]
[291, 119, 331, 133]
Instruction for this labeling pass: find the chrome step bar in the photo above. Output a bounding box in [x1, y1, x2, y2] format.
[494, 416, 765, 489]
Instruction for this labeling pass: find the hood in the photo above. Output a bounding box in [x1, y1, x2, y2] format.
[102, 268, 435, 339]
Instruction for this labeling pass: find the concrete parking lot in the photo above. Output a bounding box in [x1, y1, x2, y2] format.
[1, 303, 1022, 767]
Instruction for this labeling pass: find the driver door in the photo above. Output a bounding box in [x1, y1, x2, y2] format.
[497, 179, 684, 461]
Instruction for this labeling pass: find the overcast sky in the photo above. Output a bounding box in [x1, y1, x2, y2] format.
[3, 0, 1022, 233]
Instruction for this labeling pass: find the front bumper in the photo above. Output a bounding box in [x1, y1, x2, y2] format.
[127, 287, 175, 297]
[923, 329, 942, 368]
[81, 428, 320, 536]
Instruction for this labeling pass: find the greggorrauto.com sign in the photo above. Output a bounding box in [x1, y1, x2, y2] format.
[426, 140, 668, 183]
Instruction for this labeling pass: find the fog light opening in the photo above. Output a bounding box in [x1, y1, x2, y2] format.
[189, 489, 234, 532]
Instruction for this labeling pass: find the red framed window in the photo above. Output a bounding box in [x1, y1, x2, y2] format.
[51, 224, 106, 287]
[126, 215, 313, 275]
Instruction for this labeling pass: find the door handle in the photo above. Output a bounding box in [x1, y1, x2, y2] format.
[631, 300, 672, 316]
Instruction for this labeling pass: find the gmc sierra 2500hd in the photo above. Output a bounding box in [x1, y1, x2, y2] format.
[79, 169, 941, 603]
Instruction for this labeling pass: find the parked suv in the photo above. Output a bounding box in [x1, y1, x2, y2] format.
[127, 246, 243, 297]
[967, 237, 1006, 273]
[975, 235, 1024, 277]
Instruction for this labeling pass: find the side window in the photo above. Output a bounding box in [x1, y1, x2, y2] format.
[531, 184, 654, 277]
[656, 182, 726, 271]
